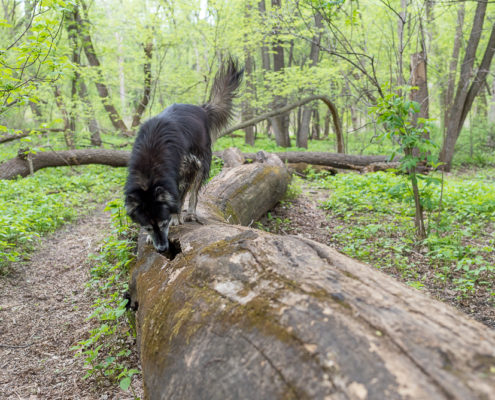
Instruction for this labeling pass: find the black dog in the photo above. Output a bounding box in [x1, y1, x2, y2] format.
[124, 58, 243, 252]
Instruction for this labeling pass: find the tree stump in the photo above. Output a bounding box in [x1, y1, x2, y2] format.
[128, 158, 495, 400]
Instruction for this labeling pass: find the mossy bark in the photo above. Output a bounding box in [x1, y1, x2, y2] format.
[130, 161, 495, 400]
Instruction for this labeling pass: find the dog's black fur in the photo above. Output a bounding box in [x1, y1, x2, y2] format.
[125, 58, 243, 252]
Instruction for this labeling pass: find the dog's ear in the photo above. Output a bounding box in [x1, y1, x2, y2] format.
[155, 186, 178, 212]
[125, 193, 139, 216]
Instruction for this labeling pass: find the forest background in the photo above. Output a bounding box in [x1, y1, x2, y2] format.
[1, 0, 495, 394]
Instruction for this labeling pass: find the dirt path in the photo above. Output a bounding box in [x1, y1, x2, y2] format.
[0, 207, 143, 399]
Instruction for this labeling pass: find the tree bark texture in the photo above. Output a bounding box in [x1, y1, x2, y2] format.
[129, 160, 495, 400]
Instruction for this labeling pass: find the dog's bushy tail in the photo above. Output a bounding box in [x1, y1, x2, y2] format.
[202, 57, 244, 142]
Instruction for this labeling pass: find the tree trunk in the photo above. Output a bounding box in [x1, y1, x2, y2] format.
[53, 86, 74, 149]
[297, 12, 323, 149]
[410, 51, 429, 126]
[269, 0, 290, 148]
[311, 107, 320, 140]
[440, 2, 495, 170]
[128, 159, 495, 400]
[130, 42, 153, 130]
[443, 3, 464, 136]
[243, 3, 256, 146]
[76, 1, 130, 135]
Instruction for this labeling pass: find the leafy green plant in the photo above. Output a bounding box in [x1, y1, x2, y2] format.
[72, 198, 140, 395]
[0, 165, 125, 274]
[370, 88, 440, 239]
[307, 169, 495, 298]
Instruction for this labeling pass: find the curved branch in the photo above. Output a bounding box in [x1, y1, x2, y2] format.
[221, 95, 344, 153]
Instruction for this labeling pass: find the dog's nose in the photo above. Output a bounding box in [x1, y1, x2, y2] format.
[156, 241, 169, 253]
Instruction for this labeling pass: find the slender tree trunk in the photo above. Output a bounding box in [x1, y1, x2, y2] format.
[76, 1, 130, 135]
[53, 87, 74, 149]
[68, 5, 102, 146]
[258, 1, 271, 72]
[130, 41, 153, 130]
[396, 0, 407, 90]
[116, 31, 126, 119]
[440, 1, 495, 170]
[443, 3, 464, 137]
[297, 12, 323, 149]
[269, 0, 290, 147]
[312, 107, 320, 140]
[243, 3, 255, 146]
[323, 110, 330, 138]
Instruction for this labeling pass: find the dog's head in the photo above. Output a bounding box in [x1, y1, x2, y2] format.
[125, 184, 178, 253]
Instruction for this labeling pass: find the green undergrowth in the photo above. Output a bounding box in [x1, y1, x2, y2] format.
[72, 198, 140, 395]
[71, 155, 225, 395]
[306, 168, 495, 298]
[0, 165, 125, 274]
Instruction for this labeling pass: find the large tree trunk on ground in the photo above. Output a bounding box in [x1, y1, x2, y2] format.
[129, 158, 495, 399]
[0, 148, 401, 180]
[227, 150, 397, 169]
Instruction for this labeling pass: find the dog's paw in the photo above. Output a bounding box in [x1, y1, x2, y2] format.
[185, 213, 205, 224]
[170, 213, 183, 226]
[146, 234, 153, 245]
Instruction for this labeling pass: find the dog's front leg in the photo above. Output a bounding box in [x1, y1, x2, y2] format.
[170, 213, 183, 226]
[185, 174, 204, 223]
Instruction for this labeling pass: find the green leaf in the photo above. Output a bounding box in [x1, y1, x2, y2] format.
[119, 377, 131, 391]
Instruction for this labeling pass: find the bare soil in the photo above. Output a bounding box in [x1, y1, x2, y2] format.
[0, 207, 143, 399]
[260, 184, 495, 329]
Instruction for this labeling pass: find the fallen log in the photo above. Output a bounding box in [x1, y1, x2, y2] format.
[129, 158, 495, 399]
[216, 149, 401, 172]
[0, 149, 129, 179]
[0, 148, 399, 180]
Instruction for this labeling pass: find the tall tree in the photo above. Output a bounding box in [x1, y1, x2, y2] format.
[296, 11, 323, 149]
[442, 2, 465, 138]
[269, 0, 290, 147]
[440, 2, 495, 170]
[242, 2, 256, 146]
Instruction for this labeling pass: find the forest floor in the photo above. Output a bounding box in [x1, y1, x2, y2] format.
[0, 206, 143, 400]
[259, 182, 495, 330]
[0, 176, 492, 399]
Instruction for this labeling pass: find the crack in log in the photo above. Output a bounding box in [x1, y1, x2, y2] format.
[239, 333, 302, 399]
[299, 237, 463, 399]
